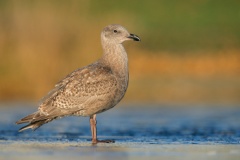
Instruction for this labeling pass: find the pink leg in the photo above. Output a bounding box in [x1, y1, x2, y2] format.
[90, 114, 97, 143]
[89, 114, 115, 144]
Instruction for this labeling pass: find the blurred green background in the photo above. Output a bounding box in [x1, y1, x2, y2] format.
[0, 0, 239, 105]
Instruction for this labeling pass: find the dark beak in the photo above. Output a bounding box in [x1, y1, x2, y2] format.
[128, 33, 141, 41]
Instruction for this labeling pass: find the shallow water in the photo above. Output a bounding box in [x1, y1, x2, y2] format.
[0, 103, 240, 159]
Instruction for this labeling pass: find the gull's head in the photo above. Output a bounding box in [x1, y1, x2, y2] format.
[101, 24, 141, 45]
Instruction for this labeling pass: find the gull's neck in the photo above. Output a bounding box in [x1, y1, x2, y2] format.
[100, 42, 129, 78]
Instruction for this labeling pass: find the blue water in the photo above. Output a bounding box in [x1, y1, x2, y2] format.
[0, 103, 239, 144]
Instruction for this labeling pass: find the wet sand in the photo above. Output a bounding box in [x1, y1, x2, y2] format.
[1, 140, 240, 160]
[0, 103, 240, 159]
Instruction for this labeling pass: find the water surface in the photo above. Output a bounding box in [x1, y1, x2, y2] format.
[0, 103, 239, 159]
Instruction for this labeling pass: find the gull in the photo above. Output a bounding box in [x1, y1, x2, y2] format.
[16, 24, 140, 144]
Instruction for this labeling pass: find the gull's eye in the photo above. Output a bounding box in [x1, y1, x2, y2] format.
[113, 30, 118, 33]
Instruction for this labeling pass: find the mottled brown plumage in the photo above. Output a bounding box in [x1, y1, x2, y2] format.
[16, 24, 140, 143]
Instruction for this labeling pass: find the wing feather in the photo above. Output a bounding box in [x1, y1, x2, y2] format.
[37, 62, 118, 118]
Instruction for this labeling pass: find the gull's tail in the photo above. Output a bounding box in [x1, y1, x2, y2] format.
[16, 111, 48, 132]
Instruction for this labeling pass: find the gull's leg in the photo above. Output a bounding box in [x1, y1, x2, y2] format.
[90, 114, 97, 143]
[89, 114, 115, 144]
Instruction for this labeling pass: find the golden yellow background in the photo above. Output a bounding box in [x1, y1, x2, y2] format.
[0, 0, 239, 104]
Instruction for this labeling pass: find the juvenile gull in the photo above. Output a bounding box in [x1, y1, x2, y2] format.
[16, 24, 140, 144]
